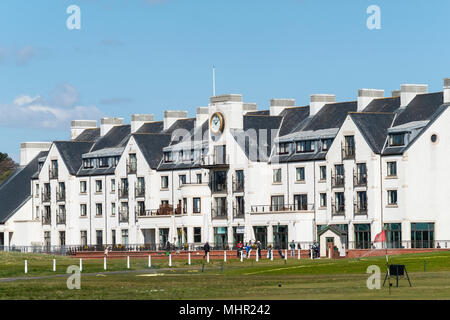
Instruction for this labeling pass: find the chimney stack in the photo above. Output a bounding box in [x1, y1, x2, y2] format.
[310, 94, 335, 116]
[163, 110, 188, 131]
[357, 89, 384, 111]
[20, 142, 52, 166]
[444, 78, 450, 104]
[243, 103, 258, 114]
[100, 117, 124, 136]
[400, 84, 428, 108]
[270, 99, 295, 116]
[70, 120, 97, 140]
[196, 107, 209, 128]
[131, 114, 154, 133]
[209, 94, 242, 105]
[391, 90, 401, 98]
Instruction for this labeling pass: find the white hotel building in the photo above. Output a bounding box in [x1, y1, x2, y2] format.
[1, 78, 450, 256]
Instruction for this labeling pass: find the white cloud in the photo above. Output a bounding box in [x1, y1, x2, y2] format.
[0, 84, 102, 129]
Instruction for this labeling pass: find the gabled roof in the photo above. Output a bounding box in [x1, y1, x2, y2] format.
[278, 106, 310, 136]
[0, 151, 47, 224]
[363, 96, 400, 113]
[350, 112, 396, 154]
[393, 92, 443, 126]
[302, 101, 357, 131]
[133, 133, 172, 169]
[54, 141, 94, 175]
[90, 125, 131, 152]
[164, 118, 195, 135]
[74, 128, 101, 142]
[135, 121, 164, 134]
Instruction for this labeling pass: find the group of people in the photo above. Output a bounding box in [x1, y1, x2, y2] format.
[236, 240, 263, 259]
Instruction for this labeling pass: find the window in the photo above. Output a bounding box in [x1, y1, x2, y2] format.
[111, 203, 116, 216]
[137, 201, 145, 215]
[278, 142, 289, 155]
[271, 195, 285, 211]
[193, 227, 202, 243]
[111, 230, 116, 245]
[411, 223, 434, 248]
[389, 133, 405, 146]
[334, 192, 345, 214]
[196, 173, 202, 184]
[136, 177, 145, 196]
[385, 223, 402, 248]
[164, 152, 172, 163]
[320, 166, 327, 180]
[356, 191, 367, 214]
[431, 134, 438, 143]
[387, 161, 397, 177]
[161, 176, 169, 189]
[111, 179, 116, 192]
[99, 157, 109, 168]
[273, 168, 282, 183]
[295, 167, 305, 182]
[80, 181, 87, 193]
[95, 180, 102, 193]
[112, 157, 120, 167]
[59, 231, 66, 246]
[387, 190, 397, 206]
[320, 193, 327, 208]
[80, 204, 87, 217]
[128, 154, 137, 172]
[214, 227, 228, 249]
[296, 140, 315, 153]
[96, 230, 103, 245]
[355, 163, 367, 186]
[294, 194, 308, 211]
[44, 231, 51, 247]
[50, 160, 58, 178]
[321, 138, 333, 151]
[193, 197, 201, 213]
[122, 229, 129, 245]
[96, 203, 103, 216]
[183, 198, 187, 214]
[80, 231, 87, 246]
[235, 170, 244, 191]
[354, 224, 371, 249]
[35, 184, 40, 197]
[83, 158, 94, 169]
[179, 174, 186, 186]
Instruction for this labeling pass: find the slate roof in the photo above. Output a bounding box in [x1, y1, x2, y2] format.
[74, 128, 101, 142]
[363, 97, 400, 113]
[134, 133, 172, 169]
[54, 141, 94, 175]
[135, 121, 164, 134]
[90, 125, 131, 152]
[393, 92, 443, 126]
[277, 106, 310, 136]
[350, 112, 396, 153]
[0, 151, 47, 224]
[246, 110, 270, 116]
[302, 101, 357, 131]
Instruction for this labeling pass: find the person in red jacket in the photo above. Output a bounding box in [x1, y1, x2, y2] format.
[237, 241, 243, 258]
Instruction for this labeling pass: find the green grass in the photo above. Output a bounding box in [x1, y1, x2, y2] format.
[1, 251, 450, 299]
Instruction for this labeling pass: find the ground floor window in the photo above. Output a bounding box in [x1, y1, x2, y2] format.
[44, 231, 51, 248]
[111, 230, 116, 246]
[59, 231, 65, 246]
[354, 224, 371, 249]
[385, 223, 402, 248]
[273, 225, 288, 249]
[253, 226, 267, 248]
[214, 227, 228, 249]
[193, 227, 202, 243]
[122, 229, 129, 245]
[411, 223, 434, 248]
[0, 232, 3, 246]
[96, 230, 103, 246]
[233, 226, 244, 247]
[159, 228, 169, 246]
[80, 231, 87, 246]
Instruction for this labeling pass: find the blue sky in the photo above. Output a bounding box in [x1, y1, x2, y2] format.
[1, 0, 449, 161]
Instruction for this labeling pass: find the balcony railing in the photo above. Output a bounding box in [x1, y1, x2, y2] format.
[354, 173, 367, 187]
[232, 178, 244, 193]
[209, 179, 227, 193]
[42, 214, 51, 225]
[49, 168, 58, 179]
[138, 204, 183, 217]
[127, 161, 137, 174]
[118, 186, 129, 199]
[56, 211, 66, 225]
[332, 203, 345, 216]
[354, 202, 368, 215]
[212, 205, 228, 220]
[251, 203, 314, 213]
[56, 190, 66, 202]
[135, 185, 145, 198]
[342, 145, 355, 160]
[233, 207, 245, 219]
[42, 191, 51, 202]
[119, 210, 129, 223]
[331, 174, 345, 188]
[201, 154, 230, 167]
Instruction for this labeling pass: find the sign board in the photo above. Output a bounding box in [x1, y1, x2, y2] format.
[236, 226, 245, 234]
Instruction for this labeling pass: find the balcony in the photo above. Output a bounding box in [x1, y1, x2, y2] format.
[250, 203, 314, 213]
[354, 173, 367, 187]
[135, 185, 145, 198]
[232, 178, 244, 193]
[342, 145, 355, 160]
[49, 168, 58, 179]
[332, 203, 345, 216]
[201, 154, 230, 168]
[119, 210, 129, 223]
[331, 174, 345, 188]
[56, 190, 66, 202]
[209, 179, 227, 194]
[41, 191, 51, 203]
[139, 204, 182, 217]
[56, 211, 66, 225]
[118, 186, 129, 199]
[42, 214, 51, 225]
[212, 205, 228, 220]
[354, 202, 368, 216]
[233, 207, 245, 219]
[127, 161, 137, 174]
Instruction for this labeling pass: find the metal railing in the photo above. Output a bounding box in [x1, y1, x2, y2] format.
[127, 161, 137, 174]
[331, 174, 345, 188]
[42, 214, 51, 225]
[212, 206, 228, 220]
[209, 179, 227, 193]
[139, 204, 183, 217]
[331, 203, 345, 215]
[233, 207, 245, 219]
[135, 185, 145, 198]
[232, 177, 244, 193]
[353, 202, 368, 215]
[56, 189, 66, 202]
[354, 173, 367, 187]
[342, 145, 355, 160]
[41, 191, 51, 202]
[118, 186, 129, 199]
[49, 168, 58, 179]
[201, 154, 230, 166]
[56, 211, 66, 225]
[251, 203, 314, 213]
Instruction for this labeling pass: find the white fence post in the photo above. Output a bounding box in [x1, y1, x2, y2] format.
[53, 259, 56, 272]
[224, 251, 227, 262]
[328, 247, 331, 259]
[169, 254, 172, 267]
[310, 248, 313, 259]
[298, 249, 301, 260]
[104, 257, 107, 270]
[270, 249, 273, 261]
[24, 260, 28, 274]
[148, 255, 152, 268]
[207, 252, 210, 263]
[80, 258, 83, 272]
[188, 252, 191, 265]
[127, 256, 130, 269]
[285, 249, 288, 260]
[256, 251, 259, 262]
[240, 250, 243, 262]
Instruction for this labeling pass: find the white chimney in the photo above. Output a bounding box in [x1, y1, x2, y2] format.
[131, 114, 154, 133]
[391, 90, 401, 98]
[310, 94, 335, 116]
[20, 142, 52, 166]
[70, 120, 97, 140]
[444, 78, 450, 104]
[270, 99, 295, 116]
[209, 94, 242, 105]
[196, 107, 209, 128]
[400, 84, 428, 108]
[163, 110, 188, 130]
[243, 103, 258, 114]
[357, 89, 384, 111]
[100, 117, 124, 136]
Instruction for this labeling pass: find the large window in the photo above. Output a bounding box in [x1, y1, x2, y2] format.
[271, 195, 285, 211]
[193, 197, 201, 213]
[354, 224, 371, 249]
[122, 229, 129, 245]
[411, 223, 434, 248]
[80, 231, 87, 246]
[193, 227, 202, 243]
[161, 176, 169, 189]
[387, 190, 397, 205]
[296, 140, 315, 153]
[273, 225, 288, 249]
[214, 227, 228, 249]
[294, 194, 308, 211]
[96, 230, 103, 246]
[253, 226, 267, 248]
[385, 223, 402, 248]
[387, 161, 397, 177]
[295, 167, 305, 182]
[273, 168, 282, 183]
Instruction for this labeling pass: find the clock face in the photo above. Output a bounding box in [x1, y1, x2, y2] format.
[210, 112, 224, 134]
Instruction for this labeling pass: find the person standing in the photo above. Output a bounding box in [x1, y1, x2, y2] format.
[237, 241, 243, 258]
[257, 241, 262, 259]
[290, 240, 296, 257]
[203, 242, 210, 259]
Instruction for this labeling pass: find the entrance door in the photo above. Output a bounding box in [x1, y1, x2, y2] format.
[273, 225, 288, 249]
[233, 227, 244, 248]
[159, 228, 169, 248]
[326, 237, 334, 257]
[253, 226, 267, 248]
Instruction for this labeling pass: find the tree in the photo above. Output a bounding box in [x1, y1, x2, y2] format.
[0, 153, 17, 184]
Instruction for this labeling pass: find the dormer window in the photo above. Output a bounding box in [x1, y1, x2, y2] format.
[164, 152, 172, 163]
[99, 157, 109, 168]
[296, 140, 315, 153]
[321, 138, 333, 151]
[278, 143, 289, 155]
[389, 133, 405, 147]
[83, 158, 94, 169]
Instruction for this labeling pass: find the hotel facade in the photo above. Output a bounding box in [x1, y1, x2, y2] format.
[1, 78, 450, 256]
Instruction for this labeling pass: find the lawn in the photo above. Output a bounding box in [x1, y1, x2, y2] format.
[1, 251, 450, 299]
